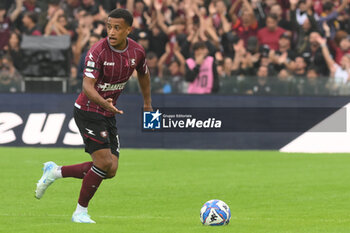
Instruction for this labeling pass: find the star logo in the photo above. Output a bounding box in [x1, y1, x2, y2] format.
[150, 109, 162, 122]
[143, 109, 162, 129]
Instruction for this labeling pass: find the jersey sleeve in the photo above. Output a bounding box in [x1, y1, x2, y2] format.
[84, 47, 103, 79]
[136, 47, 148, 75]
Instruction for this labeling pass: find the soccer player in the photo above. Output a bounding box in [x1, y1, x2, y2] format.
[34, 8, 152, 223]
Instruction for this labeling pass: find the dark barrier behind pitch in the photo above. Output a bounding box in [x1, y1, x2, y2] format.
[0, 93, 349, 149]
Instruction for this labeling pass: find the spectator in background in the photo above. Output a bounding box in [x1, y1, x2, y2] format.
[72, 13, 94, 65]
[130, 0, 147, 30]
[22, 0, 41, 13]
[68, 64, 80, 93]
[275, 68, 297, 95]
[293, 56, 308, 78]
[317, 0, 349, 39]
[338, 2, 350, 32]
[0, 0, 23, 51]
[79, 0, 99, 16]
[269, 3, 292, 30]
[294, 0, 311, 26]
[220, 31, 239, 59]
[231, 37, 248, 75]
[257, 13, 286, 51]
[158, 42, 185, 78]
[22, 12, 42, 35]
[38, 0, 61, 32]
[161, 59, 186, 93]
[44, 9, 74, 36]
[158, 42, 186, 93]
[270, 32, 296, 72]
[136, 30, 151, 53]
[302, 66, 328, 95]
[0, 55, 22, 92]
[241, 36, 261, 75]
[301, 31, 329, 76]
[60, 0, 81, 26]
[246, 65, 274, 95]
[230, 0, 258, 46]
[185, 42, 219, 94]
[290, 0, 319, 55]
[13, 0, 41, 31]
[330, 32, 350, 64]
[317, 35, 350, 85]
[147, 24, 168, 58]
[146, 52, 159, 77]
[4, 31, 22, 72]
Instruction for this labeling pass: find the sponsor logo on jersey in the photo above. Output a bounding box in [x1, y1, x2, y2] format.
[104, 61, 115, 66]
[98, 82, 126, 91]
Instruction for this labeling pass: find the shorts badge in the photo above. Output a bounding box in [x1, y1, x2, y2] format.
[100, 131, 108, 138]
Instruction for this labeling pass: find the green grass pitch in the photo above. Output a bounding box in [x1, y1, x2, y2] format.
[1, 147, 350, 233]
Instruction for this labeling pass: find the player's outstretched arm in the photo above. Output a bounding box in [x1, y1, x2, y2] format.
[82, 76, 124, 114]
[137, 71, 152, 112]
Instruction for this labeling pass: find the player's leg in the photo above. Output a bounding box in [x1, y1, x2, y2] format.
[72, 118, 119, 223]
[72, 148, 113, 223]
[105, 118, 120, 179]
[105, 153, 118, 178]
[35, 161, 95, 199]
[61, 162, 93, 178]
[60, 107, 111, 179]
[35, 109, 99, 199]
[35, 161, 62, 199]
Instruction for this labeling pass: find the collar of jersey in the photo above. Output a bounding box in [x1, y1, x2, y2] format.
[107, 37, 129, 53]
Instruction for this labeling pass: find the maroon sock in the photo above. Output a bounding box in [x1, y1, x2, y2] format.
[78, 165, 106, 207]
[61, 162, 93, 179]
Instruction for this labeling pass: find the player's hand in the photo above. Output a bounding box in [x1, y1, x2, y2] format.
[103, 98, 124, 114]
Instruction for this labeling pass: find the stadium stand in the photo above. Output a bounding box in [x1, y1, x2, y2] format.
[0, 0, 349, 95]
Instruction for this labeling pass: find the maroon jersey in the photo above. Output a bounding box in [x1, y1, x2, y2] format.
[75, 37, 148, 117]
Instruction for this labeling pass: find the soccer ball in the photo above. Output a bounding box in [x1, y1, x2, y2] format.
[200, 199, 231, 226]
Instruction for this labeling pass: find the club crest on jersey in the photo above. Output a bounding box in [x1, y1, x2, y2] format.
[98, 82, 127, 91]
[130, 58, 136, 68]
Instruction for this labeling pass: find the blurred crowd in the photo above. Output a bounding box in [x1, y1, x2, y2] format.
[0, 0, 350, 95]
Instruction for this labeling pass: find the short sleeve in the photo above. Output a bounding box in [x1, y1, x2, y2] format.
[136, 47, 148, 75]
[84, 47, 103, 79]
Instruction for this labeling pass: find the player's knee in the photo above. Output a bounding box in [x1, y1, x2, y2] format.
[94, 154, 113, 171]
[106, 170, 117, 179]
[106, 162, 118, 179]
[103, 157, 114, 171]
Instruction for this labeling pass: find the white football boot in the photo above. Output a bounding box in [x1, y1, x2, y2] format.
[72, 212, 96, 223]
[35, 161, 59, 199]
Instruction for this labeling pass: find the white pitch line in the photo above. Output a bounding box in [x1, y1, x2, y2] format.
[0, 213, 170, 219]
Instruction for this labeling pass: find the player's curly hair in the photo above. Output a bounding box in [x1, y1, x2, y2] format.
[108, 8, 133, 27]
